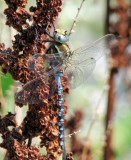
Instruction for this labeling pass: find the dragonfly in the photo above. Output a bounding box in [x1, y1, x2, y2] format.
[15, 1, 116, 159]
[15, 30, 116, 159]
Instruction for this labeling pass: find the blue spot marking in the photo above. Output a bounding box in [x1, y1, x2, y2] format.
[60, 135, 63, 138]
[60, 142, 63, 146]
[59, 112, 62, 116]
[58, 90, 61, 94]
[56, 76, 60, 84]
[60, 127, 63, 131]
[58, 123, 61, 126]
[61, 109, 64, 112]
[58, 122, 62, 125]
[59, 102, 62, 105]
[60, 119, 64, 122]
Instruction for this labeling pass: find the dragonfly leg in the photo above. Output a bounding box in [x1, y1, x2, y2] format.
[28, 137, 32, 147]
[34, 27, 56, 43]
[44, 22, 55, 40]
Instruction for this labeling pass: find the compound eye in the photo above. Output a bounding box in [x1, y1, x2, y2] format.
[58, 36, 61, 41]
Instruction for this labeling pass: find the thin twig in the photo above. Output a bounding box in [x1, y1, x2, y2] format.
[104, 0, 115, 159]
[81, 72, 110, 160]
[69, 0, 86, 35]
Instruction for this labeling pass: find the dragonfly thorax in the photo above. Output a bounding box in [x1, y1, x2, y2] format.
[53, 29, 69, 43]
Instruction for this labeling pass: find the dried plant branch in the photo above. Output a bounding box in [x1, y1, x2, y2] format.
[104, 0, 131, 160]
[69, 0, 86, 35]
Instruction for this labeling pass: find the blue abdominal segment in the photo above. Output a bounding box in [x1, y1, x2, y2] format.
[55, 69, 66, 158]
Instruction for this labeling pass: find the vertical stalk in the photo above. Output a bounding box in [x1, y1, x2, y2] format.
[105, 0, 110, 34]
[104, 0, 116, 159]
[104, 69, 116, 160]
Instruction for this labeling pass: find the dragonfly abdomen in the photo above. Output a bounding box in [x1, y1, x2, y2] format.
[55, 71, 66, 159]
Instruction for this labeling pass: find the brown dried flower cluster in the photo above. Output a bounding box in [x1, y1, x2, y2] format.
[104, 1, 131, 160]
[0, 0, 73, 159]
[4, 0, 31, 32]
[109, 0, 131, 69]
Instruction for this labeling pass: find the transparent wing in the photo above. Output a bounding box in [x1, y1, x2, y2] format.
[27, 53, 64, 76]
[15, 34, 116, 104]
[15, 74, 57, 105]
[68, 34, 116, 64]
[15, 53, 64, 105]
[65, 58, 96, 88]
[64, 34, 116, 88]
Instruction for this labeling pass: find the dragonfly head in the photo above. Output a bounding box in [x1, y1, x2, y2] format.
[53, 29, 69, 43]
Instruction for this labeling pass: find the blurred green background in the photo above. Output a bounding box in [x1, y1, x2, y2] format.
[0, 0, 131, 160]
